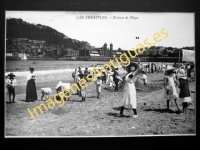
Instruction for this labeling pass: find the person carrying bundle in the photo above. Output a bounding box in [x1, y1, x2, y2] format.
[137, 70, 148, 87]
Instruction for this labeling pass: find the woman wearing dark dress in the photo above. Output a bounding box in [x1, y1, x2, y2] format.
[113, 68, 120, 91]
[26, 67, 38, 102]
[177, 68, 192, 114]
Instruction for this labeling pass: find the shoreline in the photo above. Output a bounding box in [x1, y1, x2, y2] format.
[5, 66, 123, 75]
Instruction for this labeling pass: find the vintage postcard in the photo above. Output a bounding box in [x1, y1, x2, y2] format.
[5, 11, 195, 137]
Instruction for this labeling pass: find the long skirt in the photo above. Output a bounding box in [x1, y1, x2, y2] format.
[121, 82, 137, 109]
[180, 97, 192, 103]
[96, 84, 101, 97]
[81, 88, 86, 98]
[26, 79, 37, 102]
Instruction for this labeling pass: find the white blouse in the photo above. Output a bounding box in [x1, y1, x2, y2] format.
[27, 72, 36, 81]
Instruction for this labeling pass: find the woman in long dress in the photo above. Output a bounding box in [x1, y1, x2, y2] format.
[26, 67, 37, 102]
[119, 62, 140, 118]
[163, 66, 180, 111]
[177, 68, 192, 114]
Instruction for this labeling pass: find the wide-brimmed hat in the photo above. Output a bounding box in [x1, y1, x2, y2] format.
[177, 68, 186, 77]
[165, 65, 176, 73]
[7, 73, 15, 77]
[165, 65, 174, 71]
[126, 62, 139, 73]
[55, 81, 62, 89]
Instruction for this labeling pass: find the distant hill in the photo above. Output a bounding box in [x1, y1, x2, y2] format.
[6, 18, 93, 50]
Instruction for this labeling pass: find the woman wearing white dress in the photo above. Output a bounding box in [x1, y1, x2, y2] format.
[119, 62, 140, 118]
[163, 66, 180, 111]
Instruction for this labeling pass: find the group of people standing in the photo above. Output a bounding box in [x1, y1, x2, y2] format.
[5, 67, 38, 103]
[163, 64, 193, 114]
[71, 66, 122, 101]
[6, 61, 194, 117]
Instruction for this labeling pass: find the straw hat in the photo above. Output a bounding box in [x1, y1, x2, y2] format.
[165, 65, 174, 71]
[126, 62, 139, 73]
[165, 65, 176, 73]
[56, 81, 62, 89]
[7, 73, 15, 78]
[177, 68, 186, 77]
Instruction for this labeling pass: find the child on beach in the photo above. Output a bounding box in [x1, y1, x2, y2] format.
[6, 73, 17, 103]
[95, 75, 102, 99]
[177, 68, 192, 114]
[138, 70, 148, 87]
[163, 66, 181, 112]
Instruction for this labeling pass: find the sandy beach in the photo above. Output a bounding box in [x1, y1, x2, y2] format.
[5, 67, 195, 136]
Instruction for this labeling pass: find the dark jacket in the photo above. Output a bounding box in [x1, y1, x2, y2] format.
[179, 78, 190, 98]
[113, 70, 119, 81]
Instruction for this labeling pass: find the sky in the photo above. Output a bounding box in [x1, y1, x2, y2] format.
[6, 11, 195, 50]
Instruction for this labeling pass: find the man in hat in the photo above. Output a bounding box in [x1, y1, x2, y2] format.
[6, 73, 17, 103]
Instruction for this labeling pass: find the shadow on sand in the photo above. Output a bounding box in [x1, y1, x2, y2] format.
[143, 108, 182, 114]
[112, 107, 133, 111]
[19, 100, 35, 102]
[106, 112, 131, 118]
[19, 100, 26, 102]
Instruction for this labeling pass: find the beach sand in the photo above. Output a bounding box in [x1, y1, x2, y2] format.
[5, 70, 195, 136]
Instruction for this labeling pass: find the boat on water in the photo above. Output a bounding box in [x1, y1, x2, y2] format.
[21, 53, 27, 60]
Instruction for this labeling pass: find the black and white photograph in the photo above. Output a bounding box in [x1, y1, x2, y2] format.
[5, 11, 195, 137]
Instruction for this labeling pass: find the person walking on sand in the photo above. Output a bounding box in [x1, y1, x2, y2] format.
[113, 68, 120, 92]
[6, 73, 17, 103]
[119, 62, 140, 118]
[77, 73, 83, 97]
[26, 67, 38, 102]
[95, 75, 102, 99]
[163, 66, 181, 112]
[151, 63, 154, 73]
[75, 68, 79, 83]
[177, 68, 192, 114]
[72, 68, 77, 82]
[79, 74, 87, 102]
